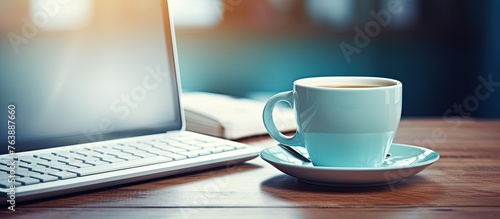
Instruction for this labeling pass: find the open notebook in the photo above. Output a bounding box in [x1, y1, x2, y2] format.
[183, 92, 297, 139]
[0, 0, 259, 203]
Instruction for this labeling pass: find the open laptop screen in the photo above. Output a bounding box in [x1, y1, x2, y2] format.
[0, 0, 182, 154]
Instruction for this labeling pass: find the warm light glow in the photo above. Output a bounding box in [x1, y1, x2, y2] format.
[29, 0, 93, 31]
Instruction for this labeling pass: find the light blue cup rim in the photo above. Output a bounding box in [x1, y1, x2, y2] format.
[294, 76, 402, 91]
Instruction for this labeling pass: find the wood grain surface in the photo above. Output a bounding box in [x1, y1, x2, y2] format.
[2, 119, 500, 219]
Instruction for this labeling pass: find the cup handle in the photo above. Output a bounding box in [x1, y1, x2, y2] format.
[262, 91, 302, 146]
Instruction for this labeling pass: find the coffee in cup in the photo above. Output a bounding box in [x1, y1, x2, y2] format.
[317, 85, 383, 89]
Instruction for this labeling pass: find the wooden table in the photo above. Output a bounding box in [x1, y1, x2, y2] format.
[2, 119, 500, 218]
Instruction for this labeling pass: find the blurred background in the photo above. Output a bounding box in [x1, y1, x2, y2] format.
[171, 0, 500, 118]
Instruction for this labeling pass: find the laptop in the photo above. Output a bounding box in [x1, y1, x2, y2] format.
[0, 0, 260, 203]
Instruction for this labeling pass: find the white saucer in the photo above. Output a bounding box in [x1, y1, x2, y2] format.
[260, 144, 440, 187]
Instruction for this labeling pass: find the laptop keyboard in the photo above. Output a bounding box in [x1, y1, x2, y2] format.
[0, 132, 248, 188]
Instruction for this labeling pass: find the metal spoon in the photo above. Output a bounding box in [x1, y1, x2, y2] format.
[278, 143, 311, 162]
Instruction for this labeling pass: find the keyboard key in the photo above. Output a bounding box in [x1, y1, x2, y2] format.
[80, 147, 104, 154]
[105, 150, 132, 157]
[0, 157, 13, 164]
[100, 157, 127, 163]
[0, 180, 21, 188]
[176, 151, 200, 158]
[123, 143, 142, 149]
[70, 149, 93, 156]
[163, 146, 188, 153]
[87, 147, 105, 153]
[0, 172, 10, 180]
[48, 171, 78, 180]
[46, 162, 77, 171]
[137, 150, 160, 156]
[0, 165, 11, 173]
[110, 146, 128, 152]
[83, 160, 110, 166]
[208, 148, 224, 154]
[166, 142, 191, 148]
[19, 157, 44, 164]
[91, 154, 119, 160]
[19, 162, 45, 171]
[149, 144, 173, 151]
[189, 150, 211, 156]
[139, 141, 165, 147]
[216, 146, 237, 152]
[75, 156, 107, 164]
[115, 155, 142, 161]
[0, 181, 10, 189]
[30, 166, 61, 174]
[198, 142, 224, 148]
[139, 140, 158, 146]
[16, 177, 40, 186]
[31, 160, 54, 168]
[67, 153, 89, 161]
[129, 146, 157, 153]
[157, 138, 177, 144]
[52, 152, 72, 159]
[183, 135, 216, 143]
[54, 160, 74, 166]
[143, 148, 173, 156]
[67, 162, 93, 168]
[233, 145, 246, 149]
[164, 153, 187, 161]
[67, 156, 173, 176]
[179, 140, 205, 145]
[182, 145, 204, 151]
[15, 169, 40, 177]
[129, 151, 156, 158]
[113, 149, 136, 155]
[30, 174, 59, 183]
[36, 153, 65, 162]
